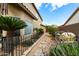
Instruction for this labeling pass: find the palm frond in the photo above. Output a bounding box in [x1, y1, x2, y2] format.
[0, 16, 27, 31]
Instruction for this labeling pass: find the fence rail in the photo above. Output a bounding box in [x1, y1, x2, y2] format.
[0, 32, 43, 56]
[0, 35, 32, 56]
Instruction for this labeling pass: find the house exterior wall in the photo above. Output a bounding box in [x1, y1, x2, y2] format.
[33, 20, 42, 28]
[59, 9, 79, 35]
[0, 3, 43, 37]
[23, 3, 42, 29]
[0, 4, 1, 15]
[65, 10, 79, 26]
[23, 4, 38, 18]
[0, 4, 35, 36]
[8, 4, 33, 22]
[8, 4, 34, 35]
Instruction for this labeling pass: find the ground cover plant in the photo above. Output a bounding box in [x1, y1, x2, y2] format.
[49, 42, 79, 56]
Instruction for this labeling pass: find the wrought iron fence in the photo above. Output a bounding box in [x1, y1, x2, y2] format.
[0, 35, 32, 56]
[0, 32, 43, 56]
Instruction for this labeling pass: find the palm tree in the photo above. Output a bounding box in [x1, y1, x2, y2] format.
[0, 16, 27, 56]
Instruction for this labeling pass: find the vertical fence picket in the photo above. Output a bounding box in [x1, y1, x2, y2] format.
[20, 36, 22, 55]
[0, 35, 32, 56]
[2, 37, 4, 56]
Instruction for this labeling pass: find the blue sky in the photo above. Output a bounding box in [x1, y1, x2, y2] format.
[35, 3, 79, 26]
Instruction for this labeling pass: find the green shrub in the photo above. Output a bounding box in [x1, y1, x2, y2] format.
[35, 28, 44, 35]
[32, 33, 40, 39]
[49, 42, 79, 56]
[22, 40, 34, 47]
[45, 25, 58, 37]
[22, 28, 44, 47]
[38, 28, 44, 35]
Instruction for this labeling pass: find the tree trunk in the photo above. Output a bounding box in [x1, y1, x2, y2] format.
[6, 31, 14, 56]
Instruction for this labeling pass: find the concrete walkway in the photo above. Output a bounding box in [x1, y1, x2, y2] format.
[24, 33, 56, 56]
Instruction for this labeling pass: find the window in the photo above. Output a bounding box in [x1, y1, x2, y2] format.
[25, 21, 33, 35]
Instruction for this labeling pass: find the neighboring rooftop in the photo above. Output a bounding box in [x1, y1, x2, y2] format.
[62, 7, 79, 26]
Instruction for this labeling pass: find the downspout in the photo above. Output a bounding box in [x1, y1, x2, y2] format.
[1, 3, 8, 15]
[1, 3, 8, 37]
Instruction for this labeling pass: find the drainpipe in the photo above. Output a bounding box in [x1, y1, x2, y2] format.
[1, 3, 8, 15]
[1, 3, 8, 37]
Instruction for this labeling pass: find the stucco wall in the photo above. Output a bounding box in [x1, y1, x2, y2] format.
[8, 4, 34, 35]
[23, 4, 38, 18]
[0, 3, 42, 36]
[65, 10, 79, 25]
[0, 4, 1, 15]
[23, 3, 42, 28]
[33, 20, 42, 28]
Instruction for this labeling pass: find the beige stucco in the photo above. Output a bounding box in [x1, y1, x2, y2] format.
[23, 3, 42, 29]
[8, 4, 35, 35]
[0, 3, 43, 36]
[1, 4, 34, 36]
[23, 4, 38, 17]
[33, 20, 42, 28]
[65, 10, 79, 25]
[0, 4, 1, 15]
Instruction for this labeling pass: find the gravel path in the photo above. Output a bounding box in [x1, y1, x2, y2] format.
[26, 33, 56, 56]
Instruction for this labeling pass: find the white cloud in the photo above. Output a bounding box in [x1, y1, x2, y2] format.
[35, 3, 69, 12]
[35, 3, 43, 9]
[50, 3, 69, 12]
[51, 3, 68, 8]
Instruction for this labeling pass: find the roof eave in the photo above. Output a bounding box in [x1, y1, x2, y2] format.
[17, 3, 38, 20]
[63, 7, 79, 26]
[32, 3, 43, 21]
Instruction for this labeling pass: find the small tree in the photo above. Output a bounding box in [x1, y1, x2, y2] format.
[0, 16, 27, 55]
[45, 25, 59, 37]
